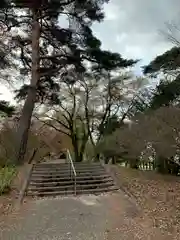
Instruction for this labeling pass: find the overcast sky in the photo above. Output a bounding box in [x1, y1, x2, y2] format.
[92, 0, 179, 74]
[1, 0, 179, 102]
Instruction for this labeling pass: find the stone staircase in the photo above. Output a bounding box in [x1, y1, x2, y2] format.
[26, 162, 118, 197]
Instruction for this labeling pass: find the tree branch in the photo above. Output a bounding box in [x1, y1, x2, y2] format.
[34, 115, 71, 137]
[44, 115, 70, 131]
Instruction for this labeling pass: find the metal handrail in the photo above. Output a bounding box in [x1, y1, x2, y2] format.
[66, 149, 77, 195]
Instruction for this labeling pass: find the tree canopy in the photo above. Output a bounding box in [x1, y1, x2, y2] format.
[0, 0, 138, 163]
[143, 46, 180, 109]
[0, 100, 15, 117]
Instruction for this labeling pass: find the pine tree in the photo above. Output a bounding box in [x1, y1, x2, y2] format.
[0, 0, 136, 163]
[143, 46, 180, 109]
[0, 100, 15, 117]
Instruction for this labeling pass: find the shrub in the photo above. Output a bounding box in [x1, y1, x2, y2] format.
[98, 106, 180, 174]
[0, 120, 63, 165]
[0, 166, 17, 195]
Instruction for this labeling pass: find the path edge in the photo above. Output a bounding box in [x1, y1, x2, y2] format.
[104, 164, 142, 212]
[14, 163, 34, 210]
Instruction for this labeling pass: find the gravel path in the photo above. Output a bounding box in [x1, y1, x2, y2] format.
[0, 191, 154, 240]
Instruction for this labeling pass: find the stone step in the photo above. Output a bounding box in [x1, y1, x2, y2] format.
[33, 165, 103, 170]
[32, 168, 105, 174]
[33, 164, 103, 169]
[26, 162, 117, 197]
[31, 171, 106, 178]
[33, 166, 104, 171]
[29, 178, 113, 187]
[30, 174, 111, 182]
[35, 163, 101, 168]
[27, 186, 118, 196]
[27, 181, 114, 192]
[36, 162, 101, 166]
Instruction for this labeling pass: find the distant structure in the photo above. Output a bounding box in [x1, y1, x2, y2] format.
[123, 118, 133, 129]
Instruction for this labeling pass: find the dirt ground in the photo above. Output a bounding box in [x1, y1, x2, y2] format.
[108, 165, 180, 238]
[0, 191, 168, 240]
[2, 164, 180, 239]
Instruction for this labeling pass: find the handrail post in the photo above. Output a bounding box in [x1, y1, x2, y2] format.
[66, 149, 77, 196]
[74, 176, 76, 195]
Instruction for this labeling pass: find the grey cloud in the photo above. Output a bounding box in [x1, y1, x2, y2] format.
[92, 0, 180, 71]
[116, 0, 180, 33]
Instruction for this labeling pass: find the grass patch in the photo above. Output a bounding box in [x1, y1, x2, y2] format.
[0, 166, 17, 195]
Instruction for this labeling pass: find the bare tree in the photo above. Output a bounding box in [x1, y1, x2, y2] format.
[34, 71, 148, 162]
[161, 21, 180, 47]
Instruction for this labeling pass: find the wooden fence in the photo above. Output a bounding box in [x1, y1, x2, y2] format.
[119, 161, 155, 171]
[138, 161, 155, 171]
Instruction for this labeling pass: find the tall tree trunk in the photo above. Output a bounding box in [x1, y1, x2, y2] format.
[15, 9, 40, 164]
[79, 134, 88, 162]
[71, 132, 80, 162]
[71, 131, 88, 162]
